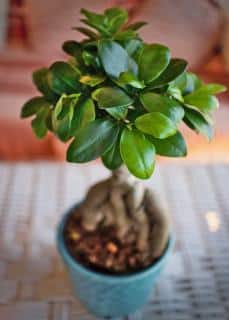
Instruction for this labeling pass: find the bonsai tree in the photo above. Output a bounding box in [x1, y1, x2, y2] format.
[21, 7, 226, 272]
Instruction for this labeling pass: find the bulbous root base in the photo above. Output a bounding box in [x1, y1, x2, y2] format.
[70, 166, 171, 271]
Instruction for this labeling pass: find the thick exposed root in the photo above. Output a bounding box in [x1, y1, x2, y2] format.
[145, 189, 170, 258]
[126, 181, 145, 213]
[110, 187, 131, 239]
[79, 166, 170, 263]
[81, 179, 111, 231]
[134, 207, 150, 251]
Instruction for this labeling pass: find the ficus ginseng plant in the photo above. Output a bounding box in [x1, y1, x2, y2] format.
[21, 7, 226, 179]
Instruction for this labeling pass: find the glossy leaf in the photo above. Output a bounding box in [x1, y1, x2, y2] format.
[106, 106, 128, 120]
[183, 72, 202, 95]
[184, 104, 213, 125]
[62, 41, 81, 56]
[169, 72, 187, 93]
[140, 93, 184, 123]
[184, 93, 219, 113]
[52, 95, 76, 141]
[114, 30, 137, 41]
[104, 7, 128, 33]
[120, 128, 155, 179]
[135, 112, 177, 139]
[82, 50, 100, 69]
[184, 109, 213, 141]
[98, 39, 138, 78]
[167, 86, 184, 102]
[67, 119, 119, 162]
[53, 111, 74, 141]
[92, 87, 133, 108]
[21, 97, 50, 118]
[119, 72, 145, 89]
[138, 44, 170, 83]
[73, 27, 98, 39]
[31, 107, 49, 138]
[191, 83, 227, 96]
[55, 94, 80, 120]
[33, 68, 58, 102]
[149, 58, 187, 88]
[80, 74, 105, 86]
[102, 130, 122, 169]
[149, 131, 187, 157]
[70, 98, 95, 133]
[124, 39, 143, 56]
[49, 62, 81, 94]
[125, 21, 147, 31]
[80, 9, 108, 35]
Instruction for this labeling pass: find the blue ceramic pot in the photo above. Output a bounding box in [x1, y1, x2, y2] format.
[57, 205, 174, 318]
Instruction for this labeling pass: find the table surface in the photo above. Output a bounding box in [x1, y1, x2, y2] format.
[0, 162, 229, 320]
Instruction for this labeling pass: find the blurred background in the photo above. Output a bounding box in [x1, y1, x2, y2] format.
[0, 0, 228, 162]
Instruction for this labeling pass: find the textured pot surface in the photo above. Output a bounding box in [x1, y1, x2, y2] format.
[57, 204, 174, 318]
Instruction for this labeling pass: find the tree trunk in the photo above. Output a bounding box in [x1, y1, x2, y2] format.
[79, 165, 170, 259]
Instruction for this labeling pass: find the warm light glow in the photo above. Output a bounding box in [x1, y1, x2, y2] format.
[205, 211, 221, 232]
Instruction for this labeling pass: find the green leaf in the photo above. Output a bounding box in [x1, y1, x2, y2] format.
[123, 39, 143, 57]
[52, 95, 77, 141]
[31, 107, 49, 138]
[113, 30, 137, 41]
[81, 8, 104, 24]
[82, 50, 100, 69]
[167, 86, 184, 102]
[49, 61, 81, 94]
[98, 39, 138, 78]
[56, 94, 80, 120]
[138, 44, 170, 83]
[80, 10, 110, 36]
[92, 87, 133, 108]
[80, 74, 105, 87]
[149, 58, 187, 88]
[148, 131, 187, 157]
[67, 119, 119, 162]
[104, 7, 128, 33]
[120, 128, 155, 179]
[183, 72, 202, 95]
[169, 72, 187, 93]
[73, 27, 98, 39]
[53, 112, 74, 142]
[106, 106, 128, 120]
[80, 9, 108, 35]
[62, 41, 81, 56]
[184, 109, 213, 141]
[70, 98, 95, 133]
[140, 93, 184, 123]
[184, 104, 213, 125]
[32, 68, 58, 102]
[102, 129, 122, 169]
[125, 21, 147, 31]
[119, 72, 145, 89]
[45, 109, 54, 132]
[135, 112, 177, 139]
[81, 19, 109, 36]
[191, 83, 227, 95]
[184, 93, 219, 113]
[21, 97, 51, 118]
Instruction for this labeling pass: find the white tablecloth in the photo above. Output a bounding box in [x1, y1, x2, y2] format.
[0, 162, 229, 320]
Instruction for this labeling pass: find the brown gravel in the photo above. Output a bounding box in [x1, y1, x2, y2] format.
[64, 210, 157, 275]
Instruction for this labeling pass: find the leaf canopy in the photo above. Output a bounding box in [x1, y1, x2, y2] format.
[20, 6, 226, 179]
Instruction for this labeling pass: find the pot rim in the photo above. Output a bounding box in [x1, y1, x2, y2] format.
[57, 204, 175, 283]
